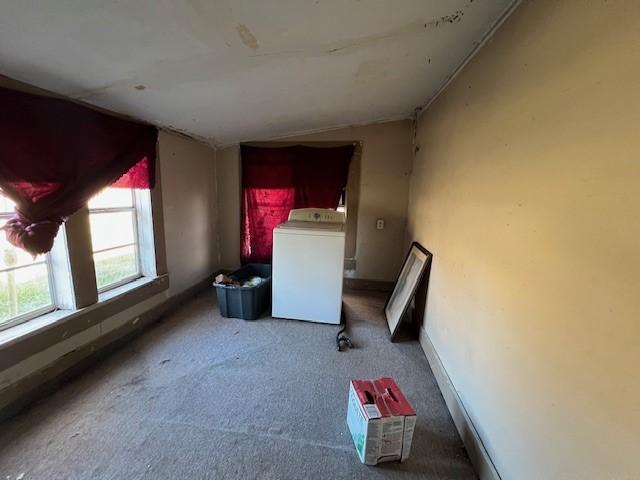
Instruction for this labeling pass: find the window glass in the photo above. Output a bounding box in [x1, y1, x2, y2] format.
[0, 194, 15, 214]
[88, 188, 133, 209]
[93, 245, 138, 289]
[89, 188, 140, 291]
[89, 211, 136, 251]
[0, 192, 54, 326]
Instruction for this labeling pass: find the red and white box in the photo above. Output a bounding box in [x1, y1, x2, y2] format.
[346, 377, 416, 465]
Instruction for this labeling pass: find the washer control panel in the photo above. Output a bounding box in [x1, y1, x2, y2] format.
[288, 208, 345, 224]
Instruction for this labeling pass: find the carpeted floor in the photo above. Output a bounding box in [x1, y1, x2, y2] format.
[0, 289, 476, 480]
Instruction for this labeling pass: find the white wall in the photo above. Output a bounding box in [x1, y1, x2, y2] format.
[159, 131, 218, 295]
[407, 0, 640, 478]
[216, 120, 414, 282]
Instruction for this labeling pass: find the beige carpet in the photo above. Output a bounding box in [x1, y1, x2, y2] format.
[0, 289, 476, 479]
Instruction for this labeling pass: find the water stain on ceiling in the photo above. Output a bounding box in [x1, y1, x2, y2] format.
[236, 24, 259, 50]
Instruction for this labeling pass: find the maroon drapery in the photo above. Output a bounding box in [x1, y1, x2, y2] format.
[0, 87, 157, 256]
[241, 145, 354, 264]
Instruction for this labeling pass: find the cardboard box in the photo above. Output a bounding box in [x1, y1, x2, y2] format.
[346, 377, 416, 465]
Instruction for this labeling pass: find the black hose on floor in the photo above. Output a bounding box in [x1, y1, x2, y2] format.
[336, 305, 353, 352]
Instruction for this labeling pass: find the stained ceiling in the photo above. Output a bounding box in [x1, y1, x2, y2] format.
[0, 0, 516, 145]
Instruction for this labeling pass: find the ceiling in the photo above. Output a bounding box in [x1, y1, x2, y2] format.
[0, 0, 515, 145]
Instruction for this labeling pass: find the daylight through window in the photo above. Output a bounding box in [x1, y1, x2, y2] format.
[0, 192, 55, 328]
[88, 188, 142, 291]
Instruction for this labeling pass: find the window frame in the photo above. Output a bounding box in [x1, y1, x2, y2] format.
[0, 202, 57, 332]
[0, 149, 170, 406]
[88, 188, 144, 293]
[0, 183, 160, 334]
[337, 188, 347, 215]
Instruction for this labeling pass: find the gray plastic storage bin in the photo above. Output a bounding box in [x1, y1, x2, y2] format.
[213, 264, 272, 320]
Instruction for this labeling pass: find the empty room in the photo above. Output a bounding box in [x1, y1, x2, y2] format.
[0, 1, 638, 479]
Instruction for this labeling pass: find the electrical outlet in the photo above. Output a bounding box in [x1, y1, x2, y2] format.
[376, 218, 385, 230]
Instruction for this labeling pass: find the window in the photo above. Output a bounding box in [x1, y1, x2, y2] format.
[337, 188, 347, 214]
[88, 187, 142, 292]
[0, 182, 158, 333]
[0, 192, 55, 329]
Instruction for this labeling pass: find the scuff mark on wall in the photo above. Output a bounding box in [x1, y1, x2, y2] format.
[236, 24, 259, 50]
[435, 10, 465, 26]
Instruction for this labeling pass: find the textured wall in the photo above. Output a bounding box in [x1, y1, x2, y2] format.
[407, 0, 640, 478]
[159, 131, 218, 295]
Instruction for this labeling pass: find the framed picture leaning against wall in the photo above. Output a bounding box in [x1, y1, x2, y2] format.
[384, 242, 432, 340]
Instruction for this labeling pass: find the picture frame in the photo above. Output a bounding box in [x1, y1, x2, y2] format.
[384, 242, 432, 340]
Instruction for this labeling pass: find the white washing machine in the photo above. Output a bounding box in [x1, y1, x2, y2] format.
[272, 208, 345, 324]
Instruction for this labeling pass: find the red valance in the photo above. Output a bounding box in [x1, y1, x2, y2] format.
[0, 87, 157, 256]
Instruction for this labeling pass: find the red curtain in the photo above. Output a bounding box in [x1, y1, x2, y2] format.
[241, 144, 354, 264]
[0, 87, 157, 256]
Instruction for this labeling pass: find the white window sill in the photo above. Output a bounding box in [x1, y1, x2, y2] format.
[98, 275, 146, 301]
[0, 275, 167, 348]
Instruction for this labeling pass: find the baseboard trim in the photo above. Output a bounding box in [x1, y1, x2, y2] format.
[419, 326, 501, 480]
[0, 274, 215, 422]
